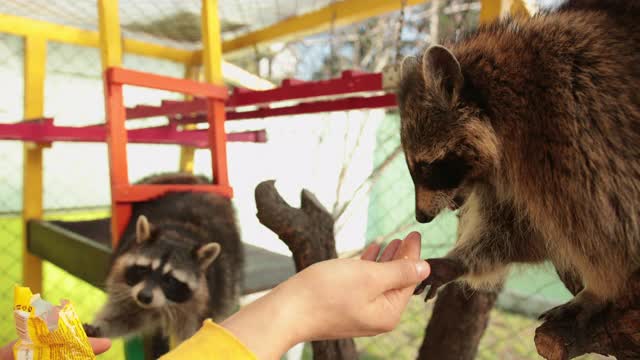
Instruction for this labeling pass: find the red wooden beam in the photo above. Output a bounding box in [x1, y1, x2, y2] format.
[176, 94, 396, 124]
[226, 70, 385, 107]
[114, 184, 233, 203]
[107, 67, 227, 100]
[126, 98, 207, 119]
[123, 70, 395, 121]
[0, 118, 267, 146]
[227, 94, 395, 121]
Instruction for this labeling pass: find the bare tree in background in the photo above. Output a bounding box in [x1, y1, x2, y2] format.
[304, 0, 480, 243]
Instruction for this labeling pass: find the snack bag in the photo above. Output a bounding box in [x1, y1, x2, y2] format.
[12, 285, 95, 360]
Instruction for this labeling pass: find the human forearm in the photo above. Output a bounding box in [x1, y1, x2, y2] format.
[221, 283, 307, 360]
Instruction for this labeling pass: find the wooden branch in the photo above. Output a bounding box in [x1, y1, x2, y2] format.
[535, 270, 640, 360]
[417, 282, 500, 360]
[254, 180, 358, 360]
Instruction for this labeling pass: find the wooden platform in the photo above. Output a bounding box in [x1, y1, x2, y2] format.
[27, 219, 295, 295]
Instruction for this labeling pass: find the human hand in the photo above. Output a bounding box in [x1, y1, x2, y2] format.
[0, 338, 111, 360]
[286, 231, 429, 340]
[222, 231, 429, 360]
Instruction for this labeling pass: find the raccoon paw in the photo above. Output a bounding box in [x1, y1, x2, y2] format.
[82, 323, 102, 338]
[538, 293, 607, 329]
[413, 258, 467, 301]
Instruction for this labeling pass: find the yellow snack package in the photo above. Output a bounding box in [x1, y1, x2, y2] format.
[12, 285, 95, 360]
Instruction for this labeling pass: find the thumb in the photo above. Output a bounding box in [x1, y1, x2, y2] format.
[373, 258, 430, 292]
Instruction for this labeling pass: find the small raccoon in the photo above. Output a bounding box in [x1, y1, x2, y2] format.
[399, 0, 639, 325]
[91, 172, 244, 343]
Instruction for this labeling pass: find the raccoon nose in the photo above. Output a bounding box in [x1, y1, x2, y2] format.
[416, 210, 434, 223]
[137, 289, 153, 305]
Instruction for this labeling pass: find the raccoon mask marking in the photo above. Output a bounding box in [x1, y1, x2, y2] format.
[398, 46, 500, 223]
[121, 215, 220, 309]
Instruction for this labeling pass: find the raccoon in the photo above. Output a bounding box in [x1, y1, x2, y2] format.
[90, 172, 244, 343]
[398, 0, 639, 325]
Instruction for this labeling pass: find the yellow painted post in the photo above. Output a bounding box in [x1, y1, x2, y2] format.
[98, 0, 123, 70]
[480, 0, 530, 23]
[479, 0, 503, 23]
[202, 0, 225, 86]
[509, 0, 531, 19]
[178, 65, 201, 173]
[22, 35, 47, 294]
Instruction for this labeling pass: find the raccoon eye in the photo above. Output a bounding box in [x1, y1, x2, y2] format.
[419, 153, 470, 190]
[161, 275, 192, 303]
[125, 265, 151, 286]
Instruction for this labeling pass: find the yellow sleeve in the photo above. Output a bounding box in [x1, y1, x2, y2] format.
[159, 319, 257, 360]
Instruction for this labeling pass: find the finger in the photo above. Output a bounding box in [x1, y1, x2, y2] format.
[375, 258, 430, 293]
[377, 232, 429, 308]
[392, 231, 422, 261]
[88, 338, 112, 355]
[378, 239, 402, 262]
[371, 232, 428, 292]
[361, 243, 381, 261]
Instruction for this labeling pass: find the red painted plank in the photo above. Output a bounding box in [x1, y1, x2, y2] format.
[114, 184, 233, 202]
[0, 121, 267, 146]
[121, 70, 392, 122]
[177, 94, 396, 124]
[106, 67, 227, 100]
[226, 72, 384, 107]
[126, 98, 207, 119]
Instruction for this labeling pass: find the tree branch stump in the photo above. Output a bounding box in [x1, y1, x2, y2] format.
[254, 180, 358, 360]
[417, 282, 500, 360]
[535, 270, 640, 360]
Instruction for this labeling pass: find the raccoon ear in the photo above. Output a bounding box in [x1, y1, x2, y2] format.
[196, 242, 221, 270]
[136, 215, 152, 244]
[422, 45, 464, 103]
[400, 55, 418, 80]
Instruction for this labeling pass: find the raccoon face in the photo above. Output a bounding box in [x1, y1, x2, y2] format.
[109, 215, 221, 309]
[398, 46, 499, 223]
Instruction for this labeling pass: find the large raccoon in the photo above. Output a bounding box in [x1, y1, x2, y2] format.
[90, 172, 244, 343]
[398, 0, 639, 325]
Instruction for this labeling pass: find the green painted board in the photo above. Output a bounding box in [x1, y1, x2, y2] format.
[124, 337, 145, 360]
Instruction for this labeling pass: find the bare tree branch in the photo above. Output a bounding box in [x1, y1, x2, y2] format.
[332, 117, 368, 217]
[334, 145, 402, 224]
[254, 180, 358, 359]
[418, 283, 501, 360]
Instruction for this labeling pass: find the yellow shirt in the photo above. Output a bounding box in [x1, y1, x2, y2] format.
[160, 320, 257, 360]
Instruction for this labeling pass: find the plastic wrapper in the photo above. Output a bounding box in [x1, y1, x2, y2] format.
[12, 286, 95, 360]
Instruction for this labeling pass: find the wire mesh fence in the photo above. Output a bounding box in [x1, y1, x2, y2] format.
[0, 32, 25, 349]
[0, 1, 615, 359]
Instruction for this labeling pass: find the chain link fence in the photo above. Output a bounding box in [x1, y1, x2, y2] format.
[0, 1, 612, 359]
[0, 31, 27, 350]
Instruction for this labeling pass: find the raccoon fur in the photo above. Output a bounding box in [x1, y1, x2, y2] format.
[398, 0, 639, 324]
[91, 172, 244, 343]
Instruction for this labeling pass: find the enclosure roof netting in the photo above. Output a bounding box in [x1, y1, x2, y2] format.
[1, 0, 334, 50]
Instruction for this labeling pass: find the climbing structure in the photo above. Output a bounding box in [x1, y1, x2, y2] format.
[102, 67, 233, 246]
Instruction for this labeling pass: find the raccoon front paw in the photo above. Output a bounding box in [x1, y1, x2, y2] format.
[82, 323, 102, 337]
[413, 258, 467, 301]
